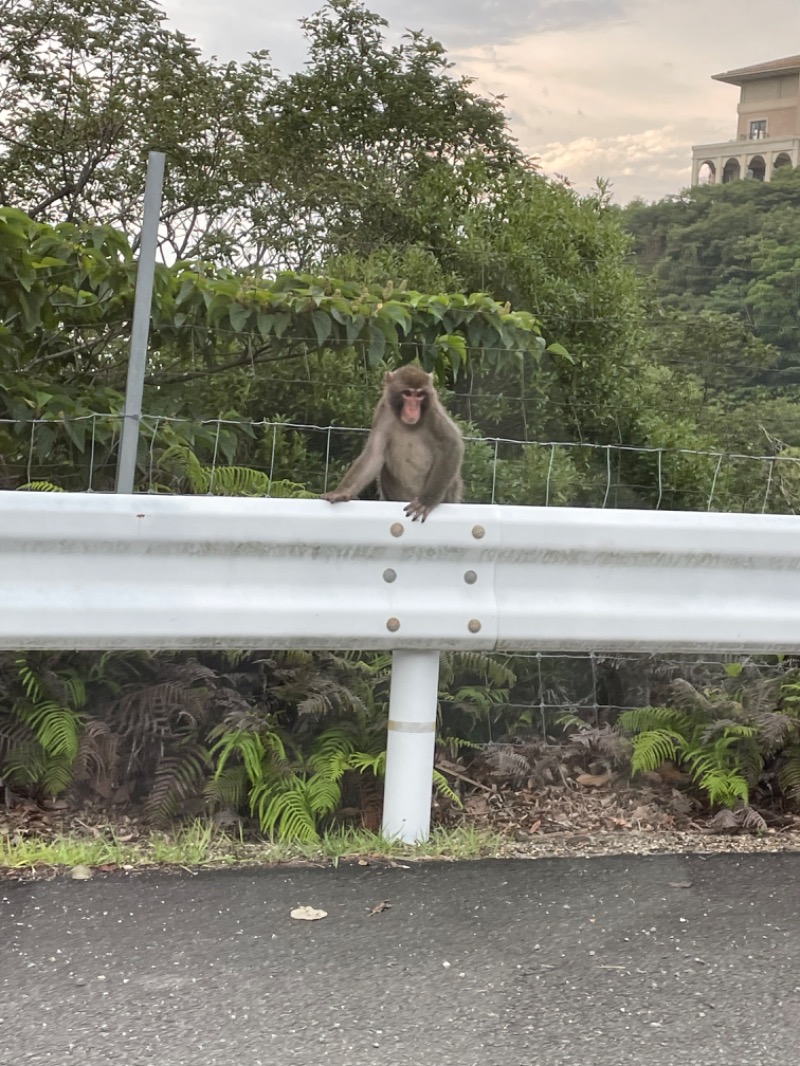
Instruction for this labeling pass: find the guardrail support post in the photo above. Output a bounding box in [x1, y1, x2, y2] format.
[381, 649, 440, 843]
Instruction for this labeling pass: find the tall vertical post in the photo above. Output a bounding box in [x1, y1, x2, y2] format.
[382, 650, 440, 843]
[115, 151, 166, 494]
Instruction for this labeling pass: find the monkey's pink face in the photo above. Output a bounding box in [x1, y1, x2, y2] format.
[399, 388, 427, 425]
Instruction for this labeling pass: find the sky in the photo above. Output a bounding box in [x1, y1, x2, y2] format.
[161, 0, 800, 204]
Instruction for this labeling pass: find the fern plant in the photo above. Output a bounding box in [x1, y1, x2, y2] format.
[0, 655, 88, 797]
[778, 745, 800, 801]
[774, 677, 800, 802]
[438, 651, 517, 741]
[618, 704, 756, 809]
[208, 721, 382, 841]
[157, 433, 313, 498]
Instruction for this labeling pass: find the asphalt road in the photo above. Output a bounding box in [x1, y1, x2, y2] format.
[2, 853, 800, 1066]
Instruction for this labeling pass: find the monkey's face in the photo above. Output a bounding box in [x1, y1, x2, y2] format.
[398, 387, 428, 425]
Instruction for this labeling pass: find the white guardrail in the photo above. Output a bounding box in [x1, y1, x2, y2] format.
[3, 491, 800, 841]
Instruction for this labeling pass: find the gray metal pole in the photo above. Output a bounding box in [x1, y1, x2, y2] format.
[115, 151, 166, 494]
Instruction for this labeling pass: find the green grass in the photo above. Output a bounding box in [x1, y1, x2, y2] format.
[0, 820, 502, 873]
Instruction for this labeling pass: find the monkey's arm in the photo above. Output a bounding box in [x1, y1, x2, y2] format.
[322, 430, 386, 503]
[404, 433, 464, 522]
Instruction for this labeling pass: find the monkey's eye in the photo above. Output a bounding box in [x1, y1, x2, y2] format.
[401, 389, 426, 399]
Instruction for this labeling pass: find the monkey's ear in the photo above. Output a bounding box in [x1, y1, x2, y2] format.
[384, 371, 396, 384]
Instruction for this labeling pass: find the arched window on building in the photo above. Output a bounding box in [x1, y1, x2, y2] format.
[747, 155, 766, 180]
[722, 158, 741, 183]
[697, 160, 716, 184]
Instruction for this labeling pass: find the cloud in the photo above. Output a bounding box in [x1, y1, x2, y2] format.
[162, 1, 306, 71]
[360, 0, 627, 46]
[451, 0, 800, 201]
[535, 126, 694, 202]
[162, 1, 626, 62]
[541, 127, 681, 172]
[160, 0, 800, 203]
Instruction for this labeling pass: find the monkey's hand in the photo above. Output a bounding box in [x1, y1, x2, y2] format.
[404, 498, 433, 523]
[321, 490, 354, 504]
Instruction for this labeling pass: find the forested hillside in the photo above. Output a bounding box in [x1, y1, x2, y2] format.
[623, 169, 800, 450]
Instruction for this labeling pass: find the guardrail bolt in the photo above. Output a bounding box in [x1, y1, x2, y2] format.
[386, 617, 401, 632]
[464, 570, 477, 585]
[471, 525, 485, 539]
[383, 568, 397, 583]
[468, 619, 482, 633]
[390, 523, 404, 538]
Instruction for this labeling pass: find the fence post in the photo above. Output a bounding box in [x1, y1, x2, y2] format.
[381, 649, 440, 843]
[115, 151, 166, 494]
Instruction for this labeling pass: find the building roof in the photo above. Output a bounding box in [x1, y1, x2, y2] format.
[712, 55, 800, 84]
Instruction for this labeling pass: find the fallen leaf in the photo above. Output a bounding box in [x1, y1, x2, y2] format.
[657, 762, 691, 787]
[631, 805, 654, 822]
[368, 900, 392, 916]
[576, 772, 611, 788]
[670, 790, 693, 815]
[465, 795, 490, 815]
[290, 906, 327, 921]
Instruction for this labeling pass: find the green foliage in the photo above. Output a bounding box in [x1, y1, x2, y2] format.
[0, 206, 557, 492]
[17, 481, 66, 492]
[432, 769, 462, 806]
[0, 655, 88, 796]
[0, 0, 520, 268]
[437, 651, 516, 741]
[617, 666, 800, 811]
[0, 205, 558, 492]
[209, 722, 368, 842]
[156, 432, 314, 498]
[158, 267, 545, 377]
[622, 169, 800, 463]
[778, 746, 800, 801]
[619, 704, 756, 808]
[0, 0, 278, 262]
[773, 678, 800, 801]
[0, 207, 545, 384]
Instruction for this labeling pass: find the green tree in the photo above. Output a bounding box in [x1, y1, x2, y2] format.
[0, 207, 548, 490]
[0, 0, 278, 262]
[621, 167, 800, 477]
[623, 168, 800, 366]
[0, 0, 522, 270]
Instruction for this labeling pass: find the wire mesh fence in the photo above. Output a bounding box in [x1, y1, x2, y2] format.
[3, 412, 799, 516]
[481, 650, 795, 740]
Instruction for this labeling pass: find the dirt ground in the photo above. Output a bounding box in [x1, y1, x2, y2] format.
[430, 737, 800, 859]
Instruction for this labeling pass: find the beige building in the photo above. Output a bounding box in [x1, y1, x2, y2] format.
[691, 55, 800, 185]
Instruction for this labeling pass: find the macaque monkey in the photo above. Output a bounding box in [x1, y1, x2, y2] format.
[322, 365, 464, 522]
